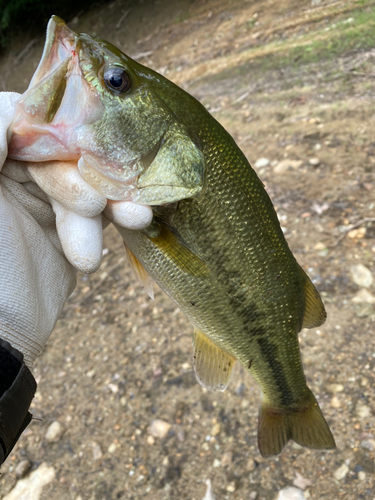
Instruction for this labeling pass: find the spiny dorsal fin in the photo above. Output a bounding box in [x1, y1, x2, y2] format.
[124, 243, 154, 299]
[299, 266, 327, 329]
[193, 329, 236, 392]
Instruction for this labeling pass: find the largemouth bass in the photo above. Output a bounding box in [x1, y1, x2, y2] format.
[8, 16, 336, 457]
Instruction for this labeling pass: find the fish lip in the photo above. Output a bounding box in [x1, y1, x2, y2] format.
[29, 16, 76, 89]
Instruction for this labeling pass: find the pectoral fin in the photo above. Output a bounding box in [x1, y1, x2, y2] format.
[299, 266, 327, 329]
[193, 329, 236, 392]
[147, 221, 210, 278]
[124, 243, 154, 299]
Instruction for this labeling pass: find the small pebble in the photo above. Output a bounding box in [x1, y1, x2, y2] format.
[308, 158, 320, 166]
[273, 159, 303, 174]
[148, 419, 171, 438]
[275, 486, 305, 499]
[147, 435, 155, 445]
[221, 451, 233, 467]
[15, 460, 32, 478]
[254, 157, 270, 168]
[326, 383, 344, 394]
[350, 264, 373, 288]
[108, 443, 117, 453]
[356, 403, 371, 419]
[330, 396, 341, 408]
[334, 463, 349, 481]
[213, 458, 221, 468]
[226, 481, 236, 492]
[348, 227, 366, 239]
[45, 421, 64, 442]
[108, 383, 119, 394]
[352, 289, 375, 304]
[249, 492, 258, 500]
[247, 458, 256, 471]
[91, 442, 103, 461]
[211, 423, 221, 436]
[361, 439, 375, 451]
[293, 472, 312, 490]
[358, 471, 366, 481]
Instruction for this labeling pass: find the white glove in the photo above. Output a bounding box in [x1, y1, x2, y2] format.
[0, 92, 153, 369]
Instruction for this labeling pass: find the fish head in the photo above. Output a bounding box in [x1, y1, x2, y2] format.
[8, 16, 205, 203]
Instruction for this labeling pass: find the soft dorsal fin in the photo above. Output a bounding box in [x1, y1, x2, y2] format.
[193, 329, 236, 392]
[124, 243, 154, 300]
[299, 266, 327, 329]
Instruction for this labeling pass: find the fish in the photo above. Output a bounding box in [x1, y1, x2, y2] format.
[8, 16, 336, 457]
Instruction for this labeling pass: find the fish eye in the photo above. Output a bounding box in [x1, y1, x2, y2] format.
[104, 67, 131, 94]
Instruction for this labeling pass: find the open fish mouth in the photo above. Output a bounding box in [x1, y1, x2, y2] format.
[8, 17, 105, 163]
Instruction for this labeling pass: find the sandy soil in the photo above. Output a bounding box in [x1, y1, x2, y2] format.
[0, 0, 374, 499]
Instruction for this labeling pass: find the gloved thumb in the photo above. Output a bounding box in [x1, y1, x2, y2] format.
[0, 93, 20, 168]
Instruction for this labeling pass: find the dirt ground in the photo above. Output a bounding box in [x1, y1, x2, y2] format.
[1, 0, 375, 499]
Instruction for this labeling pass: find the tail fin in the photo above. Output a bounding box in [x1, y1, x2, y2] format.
[258, 390, 336, 457]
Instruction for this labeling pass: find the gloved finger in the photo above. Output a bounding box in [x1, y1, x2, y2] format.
[51, 199, 103, 273]
[27, 160, 107, 217]
[104, 200, 153, 230]
[0, 93, 20, 167]
[0, 174, 55, 227]
[2, 159, 32, 183]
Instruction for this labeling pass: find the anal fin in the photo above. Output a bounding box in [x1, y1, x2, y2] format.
[193, 329, 236, 392]
[299, 266, 327, 329]
[124, 243, 154, 299]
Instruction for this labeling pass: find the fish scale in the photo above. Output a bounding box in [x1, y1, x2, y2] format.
[8, 15, 335, 457]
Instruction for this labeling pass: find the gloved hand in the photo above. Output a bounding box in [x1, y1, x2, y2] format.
[0, 92, 153, 369]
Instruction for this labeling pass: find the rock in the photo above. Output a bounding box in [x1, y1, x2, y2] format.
[3, 463, 55, 500]
[15, 460, 32, 478]
[352, 289, 375, 304]
[147, 435, 155, 445]
[91, 441, 103, 461]
[247, 457, 256, 471]
[211, 423, 221, 436]
[44, 421, 64, 442]
[356, 403, 371, 419]
[221, 451, 233, 467]
[360, 439, 375, 451]
[254, 157, 270, 168]
[273, 159, 303, 174]
[108, 443, 117, 453]
[202, 479, 216, 500]
[148, 419, 171, 438]
[275, 486, 306, 499]
[358, 471, 366, 481]
[108, 383, 119, 394]
[333, 463, 349, 481]
[330, 396, 341, 408]
[308, 157, 320, 166]
[293, 472, 313, 490]
[348, 227, 366, 239]
[326, 383, 344, 394]
[249, 492, 258, 500]
[350, 264, 373, 288]
[226, 481, 236, 492]
[213, 458, 221, 468]
[356, 304, 374, 317]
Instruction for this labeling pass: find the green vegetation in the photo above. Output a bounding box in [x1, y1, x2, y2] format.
[201, 3, 375, 85]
